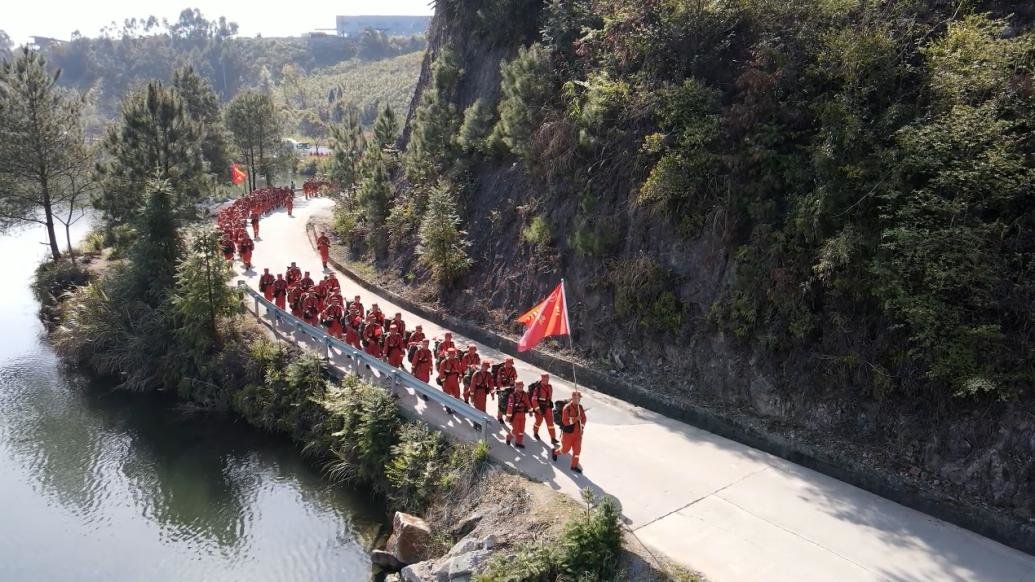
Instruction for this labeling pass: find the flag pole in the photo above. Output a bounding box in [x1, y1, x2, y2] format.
[561, 279, 579, 394]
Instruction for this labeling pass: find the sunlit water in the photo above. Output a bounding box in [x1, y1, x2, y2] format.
[0, 223, 383, 581]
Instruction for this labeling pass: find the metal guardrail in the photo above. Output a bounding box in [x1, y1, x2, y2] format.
[237, 280, 492, 442]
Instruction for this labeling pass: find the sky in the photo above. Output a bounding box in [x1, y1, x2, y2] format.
[3, 0, 435, 44]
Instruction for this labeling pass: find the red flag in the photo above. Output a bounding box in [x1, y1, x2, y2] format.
[516, 281, 570, 352]
[230, 163, 247, 185]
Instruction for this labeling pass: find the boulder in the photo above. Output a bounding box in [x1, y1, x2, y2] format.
[446, 536, 482, 557]
[372, 549, 405, 572]
[400, 560, 437, 582]
[481, 534, 497, 550]
[443, 549, 492, 580]
[386, 511, 433, 565]
[450, 511, 483, 538]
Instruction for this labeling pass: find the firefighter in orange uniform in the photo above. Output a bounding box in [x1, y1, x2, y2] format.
[494, 357, 518, 422]
[317, 231, 331, 269]
[238, 236, 254, 270]
[363, 314, 383, 358]
[466, 361, 495, 413]
[552, 391, 587, 473]
[437, 332, 456, 359]
[271, 274, 288, 309]
[408, 324, 425, 347]
[250, 208, 260, 238]
[412, 339, 434, 383]
[438, 348, 463, 400]
[320, 301, 344, 339]
[530, 373, 559, 446]
[259, 268, 275, 301]
[384, 324, 406, 368]
[505, 381, 533, 448]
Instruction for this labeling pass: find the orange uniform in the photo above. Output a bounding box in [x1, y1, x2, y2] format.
[384, 331, 406, 368]
[363, 323, 383, 358]
[317, 234, 330, 267]
[553, 401, 587, 471]
[505, 389, 533, 447]
[466, 367, 495, 413]
[438, 356, 463, 399]
[412, 346, 433, 383]
[259, 271, 275, 301]
[530, 379, 557, 443]
[272, 277, 288, 310]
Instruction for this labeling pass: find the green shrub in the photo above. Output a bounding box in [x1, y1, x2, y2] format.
[555, 494, 623, 580]
[521, 216, 552, 251]
[418, 180, 472, 283]
[493, 43, 557, 164]
[385, 423, 449, 511]
[607, 257, 686, 335]
[475, 491, 623, 582]
[32, 258, 91, 306]
[320, 375, 401, 489]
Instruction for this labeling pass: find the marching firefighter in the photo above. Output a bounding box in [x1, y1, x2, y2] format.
[286, 262, 302, 284]
[258, 268, 275, 301]
[301, 289, 319, 326]
[388, 312, 405, 335]
[272, 273, 288, 310]
[221, 236, 236, 262]
[300, 271, 315, 291]
[437, 332, 456, 359]
[250, 208, 260, 238]
[461, 345, 480, 371]
[368, 303, 385, 327]
[348, 295, 364, 318]
[411, 339, 434, 383]
[287, 283, 303, 317]
[320, 301, 344, 339]
[552, 391, 587, 473]
[438, 348, 463, 401]
[466, 361, 495, 413]
[530, 373, 559, 446]
[238, 236, 254, 270]
[505, 380, 533, 448]
[363, 313, 383, 358]
[317, 231, 331, 269]
[384, 324, 406, 368]
[408, 324, 426, 346]
[494, 357, 518, 423]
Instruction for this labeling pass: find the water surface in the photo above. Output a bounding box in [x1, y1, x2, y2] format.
[0, 224, 382, 581]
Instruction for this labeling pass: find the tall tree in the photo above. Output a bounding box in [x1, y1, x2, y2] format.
[224, 90, 282, 190]
[418, 180, 471, 283]
[328, 103, 367, 191]
[172, 227, 238, 349]
[172, 64, 230, 179]
[372, 103, 399, 152]
[0, 48, 86, 260]
[95, 81, 205, 226]
[129, 175, 182, 305]
[0, 30, 12, 62]
[356, 147, 391, 255]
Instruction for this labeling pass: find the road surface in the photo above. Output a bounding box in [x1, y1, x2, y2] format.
[238, 196, 1035, 581]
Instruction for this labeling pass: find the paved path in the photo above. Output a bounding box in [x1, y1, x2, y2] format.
[239, 196, 1035, 581]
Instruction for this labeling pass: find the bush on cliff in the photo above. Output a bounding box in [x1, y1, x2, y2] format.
[32, 258, 91, 308]
[475, 491, 624, 582]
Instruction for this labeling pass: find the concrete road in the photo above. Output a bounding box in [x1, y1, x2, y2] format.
[237, 196, 1035, 581]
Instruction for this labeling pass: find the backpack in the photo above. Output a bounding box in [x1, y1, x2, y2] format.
[554, 400, 575, 433]
[491, 363, 503, 380]
[497, 387, 514, 415]
[407, 343, 419, 364]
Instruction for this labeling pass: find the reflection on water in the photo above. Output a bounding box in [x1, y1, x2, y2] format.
[0, 224, 383, 581]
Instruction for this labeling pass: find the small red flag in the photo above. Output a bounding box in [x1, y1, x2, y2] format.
[516, 281, 570, 352]
[230, 163, 247, 185]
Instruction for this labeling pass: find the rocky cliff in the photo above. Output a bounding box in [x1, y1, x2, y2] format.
[364, 0, 1035, 532]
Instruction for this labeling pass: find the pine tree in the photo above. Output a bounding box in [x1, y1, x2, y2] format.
[172, 227, 238, 351]
[493, 43, 556, 163]
[224, 90, 282, 190]
[417, 180, 471, 283]
[0, 48, 87, 260]
[356, 148, 391, 255]
[406, 47, 462, 182]
[372, 103, 399, 152]
[457, 98, 497, 154]
[95, 81, 206, 226]
[172, 65, 231, 179]
[328, 103, 367, 192]
[129, 175, 183, 305]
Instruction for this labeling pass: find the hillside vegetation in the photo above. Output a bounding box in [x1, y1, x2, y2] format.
[331, 0, 1035, 521]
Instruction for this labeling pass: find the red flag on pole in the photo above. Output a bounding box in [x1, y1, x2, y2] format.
[230, 163, 247, 185]
[516, 281, 570, 352]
